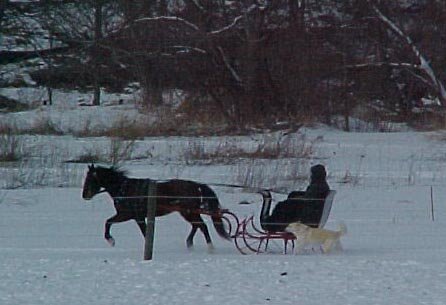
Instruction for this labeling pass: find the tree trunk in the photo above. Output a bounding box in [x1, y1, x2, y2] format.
[47, 87, 53, 106]
[42, 0, 54, 105]
[92, 0, 103, 106]
[0, 0, 7, 30]
[147, 79, 163, 106]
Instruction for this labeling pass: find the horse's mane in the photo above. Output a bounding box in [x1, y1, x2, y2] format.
[94, 165, 128, 180]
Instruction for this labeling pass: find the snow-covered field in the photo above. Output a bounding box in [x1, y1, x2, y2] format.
[2, 102, 446, 304]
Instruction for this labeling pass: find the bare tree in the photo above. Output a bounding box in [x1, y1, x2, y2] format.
[4, 0, 446, 131]
[370, 2, 446, 106]
[92, 0, 104, 105]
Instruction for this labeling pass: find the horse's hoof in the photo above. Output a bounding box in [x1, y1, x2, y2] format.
[106, 237, 115, 247]
[207, 243, 215, 254]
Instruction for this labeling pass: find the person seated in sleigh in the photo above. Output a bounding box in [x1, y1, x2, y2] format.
[260, 164, 330, 232]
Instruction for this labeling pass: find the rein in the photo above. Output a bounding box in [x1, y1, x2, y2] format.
[144, 179, 291, 195]
[91, 167, 289, 197]
[206, 182, 289, 195]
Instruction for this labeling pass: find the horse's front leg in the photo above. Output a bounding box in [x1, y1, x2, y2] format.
[105, 213, 132, 247]
[135, 217, 147, 237]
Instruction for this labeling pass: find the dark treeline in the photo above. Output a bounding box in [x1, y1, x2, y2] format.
[2, 0, 446, 131]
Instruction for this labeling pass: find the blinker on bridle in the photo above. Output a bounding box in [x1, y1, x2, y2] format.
[89, 171, 107, 195]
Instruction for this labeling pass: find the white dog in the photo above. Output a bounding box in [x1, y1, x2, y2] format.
[286, 222, 347, 254]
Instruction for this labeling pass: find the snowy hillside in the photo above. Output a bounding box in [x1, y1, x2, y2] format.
[2, 119, 446, 304]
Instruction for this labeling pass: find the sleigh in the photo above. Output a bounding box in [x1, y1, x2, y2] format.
[222, 190, 336, 254]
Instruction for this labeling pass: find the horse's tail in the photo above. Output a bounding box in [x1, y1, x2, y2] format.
[200, 184, 231, 240]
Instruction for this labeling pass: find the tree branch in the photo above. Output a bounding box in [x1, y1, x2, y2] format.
[217, 46, 242, 85]
[135, 16, 200, 31]
[371, 3, 446, 106]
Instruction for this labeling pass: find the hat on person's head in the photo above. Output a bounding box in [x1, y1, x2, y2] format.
[310, 164, 326, 180]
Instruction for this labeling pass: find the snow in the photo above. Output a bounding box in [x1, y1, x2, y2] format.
[2, 185, 446, 305]
[2, 100, 446, 303]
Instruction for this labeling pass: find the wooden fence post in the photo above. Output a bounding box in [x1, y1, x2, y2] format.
[144, 181, 157, 260]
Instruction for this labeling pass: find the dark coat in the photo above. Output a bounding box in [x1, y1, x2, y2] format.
[262, 164, 330, 232]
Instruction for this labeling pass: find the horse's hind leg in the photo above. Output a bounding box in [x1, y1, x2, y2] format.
[198, 222, 214, 252]
[186, 226, 198, 249]
[183, 213, 213, 250]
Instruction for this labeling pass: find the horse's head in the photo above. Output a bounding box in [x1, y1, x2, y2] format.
[82, 164, 102, 200]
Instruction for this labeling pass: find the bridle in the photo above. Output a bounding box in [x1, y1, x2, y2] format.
[88, 170, 108, 196]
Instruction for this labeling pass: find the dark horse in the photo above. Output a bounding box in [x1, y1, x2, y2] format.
[82, 164, 230, 249]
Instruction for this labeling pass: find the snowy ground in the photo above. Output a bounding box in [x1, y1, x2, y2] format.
[2, 124, 446, 304]
[2, 185, 446, 305]
[2, 89, 446, 305]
